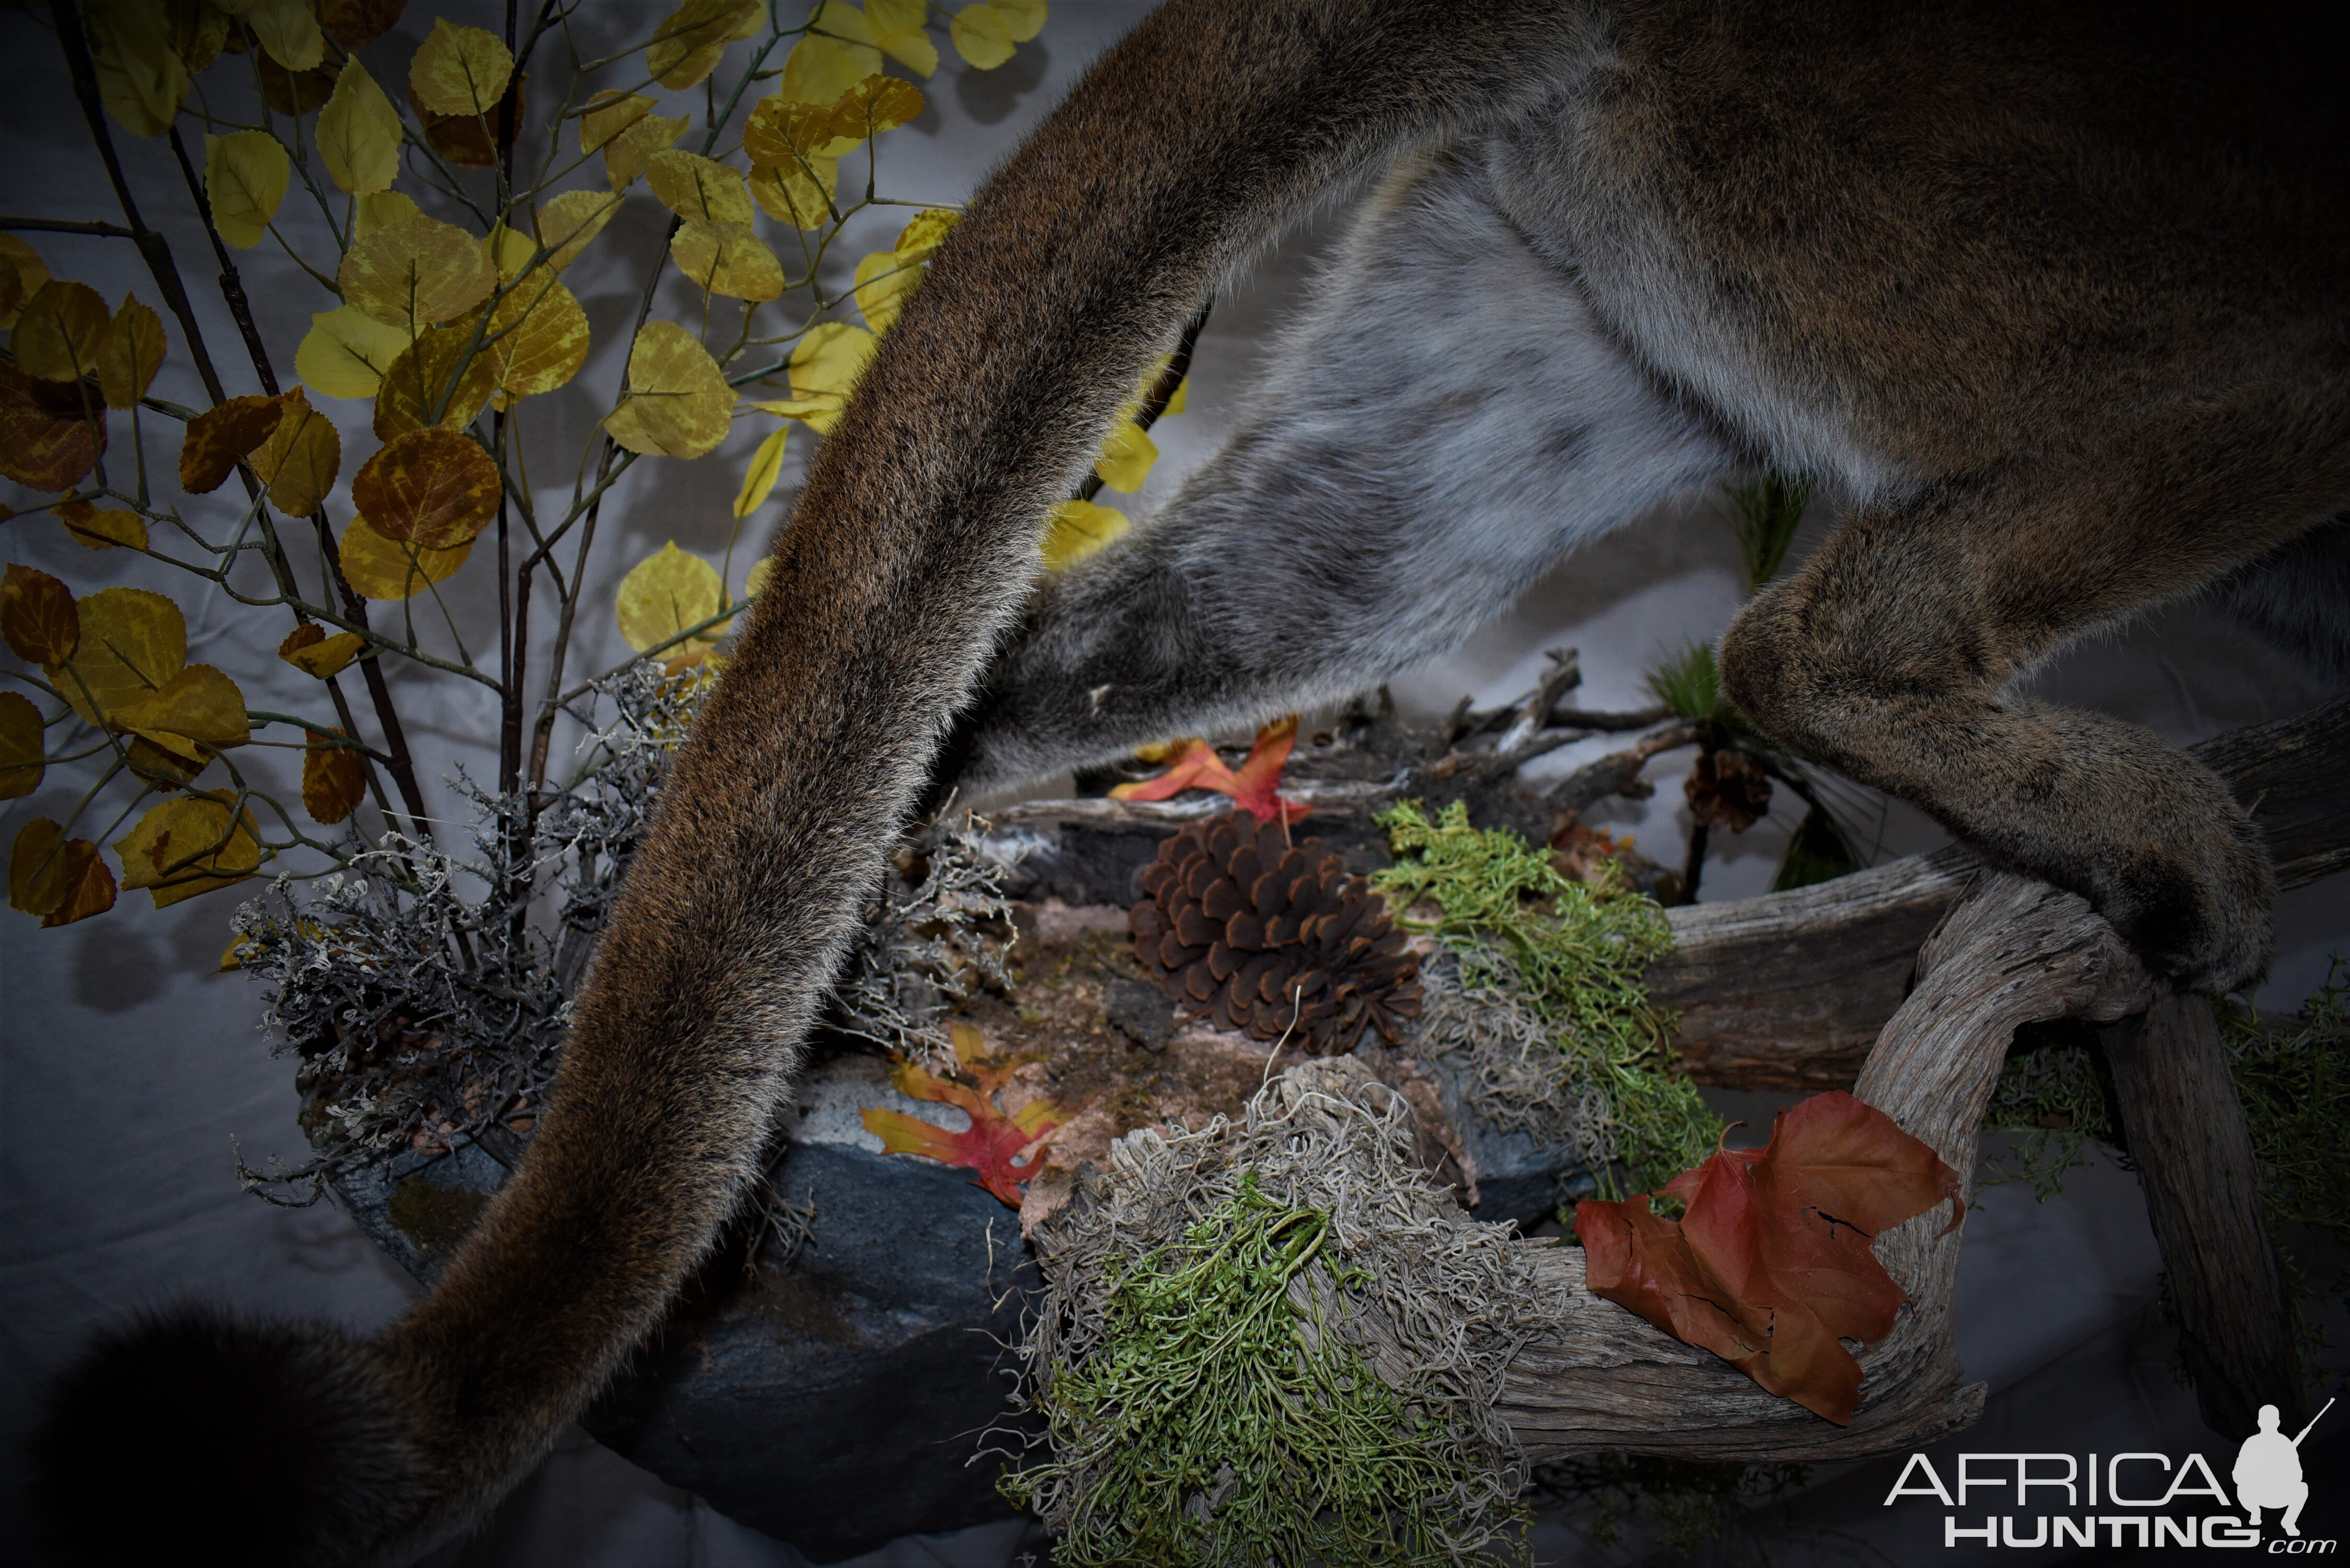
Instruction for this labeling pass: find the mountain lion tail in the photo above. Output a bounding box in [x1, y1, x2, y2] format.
[31, 2, 1579, 1560]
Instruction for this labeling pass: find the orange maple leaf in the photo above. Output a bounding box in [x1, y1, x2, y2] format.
[1109, 714, 1308, 824]
[1572, 1091, 1962, 1424]
[861, 1022, 1061, 1207]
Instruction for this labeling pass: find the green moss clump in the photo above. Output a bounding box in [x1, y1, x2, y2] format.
[1001, 1174, 1506, 1567]
[1373, 800, 1718, 1198]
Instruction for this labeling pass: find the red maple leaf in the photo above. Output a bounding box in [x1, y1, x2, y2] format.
[1109, 714, 1309, 824]
[861, 1022, 1062, 1207]
[1573, 1091, 1963, 1424]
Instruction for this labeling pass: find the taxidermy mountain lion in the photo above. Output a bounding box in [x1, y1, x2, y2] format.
[39, 0, 2347, 1560]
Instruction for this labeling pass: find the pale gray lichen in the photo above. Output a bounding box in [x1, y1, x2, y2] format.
[999, 1058, 1564, 1566]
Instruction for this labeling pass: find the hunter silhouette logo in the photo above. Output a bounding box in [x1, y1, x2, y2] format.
[2237, 1400, 2332, 1540]
[1883, 1402, 2337, 1551]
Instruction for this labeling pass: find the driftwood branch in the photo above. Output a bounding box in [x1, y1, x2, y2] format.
[2101, 997, 2304, 1435]
[1658, 694, 2350, 1091]
[1491, 698, 2350, 1457]
[1496, 870, 2158, 1462]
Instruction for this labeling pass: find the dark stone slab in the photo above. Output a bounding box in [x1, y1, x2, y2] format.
[582, 1142, 1040, 1562]
[329, 1089, 1041, 1563]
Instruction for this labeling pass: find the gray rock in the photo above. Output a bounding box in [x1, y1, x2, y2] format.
[327, 1054, 1041, 1563]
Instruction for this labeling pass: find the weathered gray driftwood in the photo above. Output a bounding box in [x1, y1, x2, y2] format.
[2102, 997, 2305, 1436]
[1656, 693, 2349, 1091]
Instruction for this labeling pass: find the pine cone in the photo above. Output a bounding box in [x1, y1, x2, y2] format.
[1128, 815, 1421, 1053]
[1685, 748, 1773, 833]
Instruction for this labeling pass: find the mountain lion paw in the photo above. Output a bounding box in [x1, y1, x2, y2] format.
[2092, 815, 2275, 997]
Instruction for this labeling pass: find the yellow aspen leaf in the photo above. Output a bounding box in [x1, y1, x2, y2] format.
[1, 563, 78, 666]
[1093, 419, 1158, 493]
[744, 394, 840, 436]
[295, 305, 412, 399]
[744, 555, 775, 599]
[782, 3, 881, 105]
[11, 282, 111, 383]
[301, 731, 366, 824]
[114, 663, 249, 762]
[164, 0, 231, 69]
[615, 541, 725, 654]
[41, 837, 117, 925]
[1040, 497, 1126, 570]
[733, 425, 788, 517]
[179, 393, 285, 493]
[316, 57, 402, 194]
[1164, 374, 1188, 416]
[866, 0, 937, 76]
[646, 0, 763, 90]
[246, 0, 325, 71]
[9, 818, 68, 915]
[0, 366, 104, 491]
[603, 106, 688, 190]
[352, 189, 423, 238]
[50, 586, 187, 729]
[992, 0, 1045, 42]
[0, 690, 43, 799]
[86, 0, 188, 137]
[62, 506, 148, 551]
[114, 791, 262, 907]
[351, 426, 501, 548]
[123, 733, 203, 787]
[747, 155, 837, 229]
[338, 512, 472, 599]
[372, 322, 496, 437]
[409, 16, 512, 117]
[483, 222, 536, 282]
[250, 387, 341, 514]
[644, 150, 754, 224]
[536, 190, 621, 273]
[853, 248, 919, 333]
[0, 234, 52, 330]
[203, 130, 290, 249]
[828, 74, 924, 141]
[95, 293, 166, 409]
[744, 93, 857, 164]
[604, 322, 737, 459]
[789, 320, 876, 400]
[321, 0, 405, 51]
[950, 3, 1013, 69]
[672, 220, 785, 302]
[579, 89, 652, 153]
[893, 206, 958, 263]
[278, 623, 366, 678]
[484, 276, 590, 397]
[339, 213, 497, 328]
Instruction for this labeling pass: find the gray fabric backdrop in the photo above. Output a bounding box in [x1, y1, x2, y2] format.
[2, 3, 2342, 1562]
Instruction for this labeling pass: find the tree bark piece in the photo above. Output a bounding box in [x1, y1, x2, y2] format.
[1496, 870, 2156, 1462]
[2100, 995, 2304, 1437]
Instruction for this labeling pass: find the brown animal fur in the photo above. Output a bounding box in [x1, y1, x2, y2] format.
[34, 1, 2346, 1560]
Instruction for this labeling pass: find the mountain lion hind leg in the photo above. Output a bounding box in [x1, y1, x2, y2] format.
[954, 145, 1735, 794]
[1722, 405, 2349, 996]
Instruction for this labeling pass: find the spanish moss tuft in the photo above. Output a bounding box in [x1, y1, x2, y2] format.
[1001, 1059, 1562, 1566]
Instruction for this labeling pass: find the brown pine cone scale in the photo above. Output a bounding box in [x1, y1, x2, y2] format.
[1128, 814, 1421, 1054]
